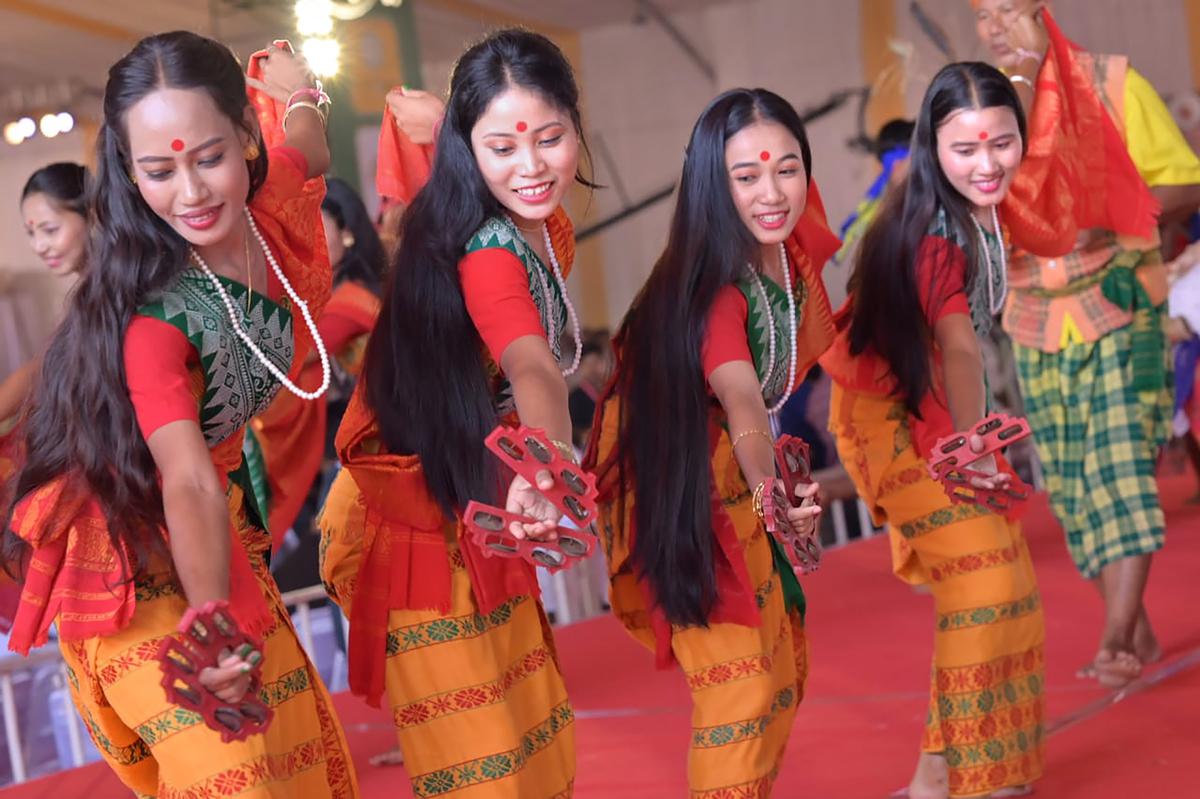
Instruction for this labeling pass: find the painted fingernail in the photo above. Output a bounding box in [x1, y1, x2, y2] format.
[237, 644, 254, 658]
[247, 652, 262, 666]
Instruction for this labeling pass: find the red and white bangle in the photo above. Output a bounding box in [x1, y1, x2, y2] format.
[287, 85, 330, 109]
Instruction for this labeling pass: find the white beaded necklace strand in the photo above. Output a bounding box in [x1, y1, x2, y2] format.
[511, 217, 582, 378]
[748, 242, 798, 415]
[188, 208, 331, 401]
[970, 204, 1008, 316]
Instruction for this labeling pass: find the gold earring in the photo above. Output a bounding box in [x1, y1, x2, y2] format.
[128, 172, 138, 185]
[342, 233, 356, 248]
[244, 142, 261, 160]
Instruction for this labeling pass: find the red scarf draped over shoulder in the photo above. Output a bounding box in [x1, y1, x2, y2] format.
[1002, 10, 1159, 256]
[336, 207, 574, 706]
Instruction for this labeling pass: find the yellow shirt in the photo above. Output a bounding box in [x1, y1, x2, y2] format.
[1124, 67, 1200, 188]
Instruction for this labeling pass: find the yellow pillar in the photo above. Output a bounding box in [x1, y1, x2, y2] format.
[860, 0, 906, 135]
[1186, 0, 1200, 91]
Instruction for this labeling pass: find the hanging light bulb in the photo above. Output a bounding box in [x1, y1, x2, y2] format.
[296, 0, 334, 36]
[3, 122, 23, 146]
[40, 113, 61, 138]
[56, 112, 74, 133]
[17, 117, 36, 140]
[302, 37, 341, 78]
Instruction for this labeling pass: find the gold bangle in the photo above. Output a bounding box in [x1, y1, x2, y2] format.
[731, 428, 772, 451]
[549, 438, 578, 463]
[282, 100, 327, 132]
[751, 480, 767, 520]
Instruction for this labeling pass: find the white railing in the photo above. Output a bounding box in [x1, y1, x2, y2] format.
[0, 584, 346, 787]
[0, 499, 883, 786]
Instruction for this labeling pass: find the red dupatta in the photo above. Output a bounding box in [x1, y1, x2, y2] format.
[1002, 10, 1160, 256]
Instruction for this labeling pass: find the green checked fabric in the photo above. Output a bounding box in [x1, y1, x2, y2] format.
[1014, 306, 1172, 578]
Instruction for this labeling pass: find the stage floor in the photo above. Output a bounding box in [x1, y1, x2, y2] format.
[6, 473, 1198, 798]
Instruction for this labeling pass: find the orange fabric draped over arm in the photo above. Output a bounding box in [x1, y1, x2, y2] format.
[1002, 10, 1160, 257]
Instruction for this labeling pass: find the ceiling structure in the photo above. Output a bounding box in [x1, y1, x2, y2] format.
[0, 0, 734, 105]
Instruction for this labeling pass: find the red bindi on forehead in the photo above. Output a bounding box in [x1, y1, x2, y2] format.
[171, 138, 185, 151]
[516, 121, 528, 133]
[978, 131, 989, 141]
[760, 150, 770, 161]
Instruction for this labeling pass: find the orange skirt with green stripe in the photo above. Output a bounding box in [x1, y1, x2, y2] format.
[58, 486, 357, 798]
[593, 406, 808, 798]
[319, 468, 575, 799]
[829, 385, 1045, 798]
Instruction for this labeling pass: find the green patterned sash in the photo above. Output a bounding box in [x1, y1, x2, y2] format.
[737, 271, 807, 409]
[928, 207, 1005, 335]
[138, 271, 294, 531]
[465, 216, 568, 414]
[138, 270, 294, 446]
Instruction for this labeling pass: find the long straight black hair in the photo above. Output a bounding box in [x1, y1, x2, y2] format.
[362, 28, 594, 516]
[3, 31, 268, 580]
[847, 62, 1025, 415]
[605, 88, 812, 627]
[322, 177, 386, 295]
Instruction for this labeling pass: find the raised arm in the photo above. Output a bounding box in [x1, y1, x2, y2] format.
[247, 44, 331, 179]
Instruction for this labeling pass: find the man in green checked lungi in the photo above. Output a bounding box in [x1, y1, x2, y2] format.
[973, 0, 1200, 688]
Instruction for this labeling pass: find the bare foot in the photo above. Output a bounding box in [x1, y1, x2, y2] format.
[369, 746, 405, 767]
[1093, 648, 1141, 689]
[1133, 623, 1162, 667]
[1078, 616, 1160, 680]
[901, 752, 949, 799]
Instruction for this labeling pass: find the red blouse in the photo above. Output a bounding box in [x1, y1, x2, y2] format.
[459, 247, 545, 364]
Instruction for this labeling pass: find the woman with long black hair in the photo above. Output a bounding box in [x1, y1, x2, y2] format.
[0, 163, 90, 425]
[585, 88, 834, 796]
[823, 62, 1044, 798]
[1, 32, 357, 796]
[318, 29, 591, 797]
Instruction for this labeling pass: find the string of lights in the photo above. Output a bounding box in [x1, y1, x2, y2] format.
[3, 112, 75, 146]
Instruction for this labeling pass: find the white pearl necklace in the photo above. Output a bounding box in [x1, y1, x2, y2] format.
[970, 204, 1008, 316]
[188, 208, 331, 401]
[511, 218, 582, 378]
[748, 242, 798, 415]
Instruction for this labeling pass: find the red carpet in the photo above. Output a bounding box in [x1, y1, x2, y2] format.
[6, 474, 1198, 798]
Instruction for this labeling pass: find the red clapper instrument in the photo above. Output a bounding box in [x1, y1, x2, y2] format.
[927, 413, 1033, 520]
[158, 601, 272, 743]
[760, 435, 821, 574]
[463, 425, 599, 572]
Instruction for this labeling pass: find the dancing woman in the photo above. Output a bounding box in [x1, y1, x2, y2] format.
[319, 29, 592, 798]
[2, 33, 357, 797]
[822, 62, 1045, 799]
